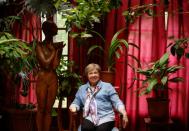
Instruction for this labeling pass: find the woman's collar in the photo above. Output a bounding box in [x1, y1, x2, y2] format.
[87, 80, 102, 89]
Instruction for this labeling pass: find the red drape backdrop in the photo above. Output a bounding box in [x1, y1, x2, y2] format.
[13, 10, 41, 107]
[167, 0, 189, 130]
[69, 0, 189, 131]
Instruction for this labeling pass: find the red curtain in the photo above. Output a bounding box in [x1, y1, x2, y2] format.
[167, 0, 189, 130]
[113, 0, 189, 131]
[13, 10, 41, 107]
[68, 22, 106, 76]
[68, 0, 189, 131]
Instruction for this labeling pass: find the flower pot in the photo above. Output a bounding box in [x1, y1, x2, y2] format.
[147, 98, 169, 122]
[100, 71, 115, 85]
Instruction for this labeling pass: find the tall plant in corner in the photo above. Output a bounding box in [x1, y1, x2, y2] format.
[107, 28, 129, 71]
[87, 28, 140, 84]
[88, 28, 129, 71]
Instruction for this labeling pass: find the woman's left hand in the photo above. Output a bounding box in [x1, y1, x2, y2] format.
[118, 107, 129, 128]
[122, 115, 129, 128]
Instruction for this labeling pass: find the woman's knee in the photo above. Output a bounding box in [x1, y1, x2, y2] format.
[96, 121, 115, 131]
[81, 119, 95, 131]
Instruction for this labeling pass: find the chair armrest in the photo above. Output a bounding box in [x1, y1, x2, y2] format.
[69, 110, 82, 131]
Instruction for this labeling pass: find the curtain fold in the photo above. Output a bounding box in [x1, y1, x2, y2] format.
[68, 22, 106, 76]
[167, 0, 189, 130]
[13, 10, 41, 107]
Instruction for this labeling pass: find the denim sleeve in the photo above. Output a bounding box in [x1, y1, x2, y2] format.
[108, 84, 125, 111]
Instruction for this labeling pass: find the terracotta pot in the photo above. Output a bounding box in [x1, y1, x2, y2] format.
[100, 71, 115, 85]
[147, 98, 169, 122]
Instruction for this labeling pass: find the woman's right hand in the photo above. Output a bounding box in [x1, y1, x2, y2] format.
[69, 106, 77, 112]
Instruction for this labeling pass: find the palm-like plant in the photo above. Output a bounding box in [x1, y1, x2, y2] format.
[87, 28, 140, 71]
[87, 28, 129, 71]
[106, 28, 129, 71]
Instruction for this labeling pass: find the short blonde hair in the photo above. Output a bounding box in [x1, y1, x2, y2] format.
[84, 63, 101, 76]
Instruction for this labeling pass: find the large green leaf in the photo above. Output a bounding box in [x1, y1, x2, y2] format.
[161, 76, 168, 85]
[0, 39, 21, 44]
[167, 65, 183, 73]
[87, 45, 103, 55]
[159, 53, 169, 66]
[137, 68, 152, 76]
[107, 29, 129, 70]
[117, 39, 129, 48]
[111, 28, 126, 45]
[169, 77, 184, 83]
[145, 78, 158, 93]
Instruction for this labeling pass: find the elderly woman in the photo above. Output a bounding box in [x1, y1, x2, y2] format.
[69, 63, 128, 131]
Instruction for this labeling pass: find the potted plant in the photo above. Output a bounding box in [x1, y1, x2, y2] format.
[136, 53, 183, 121]
[0, 2, 38, 129]
[0, 31, 37, 104]
[56, 58, 83, 99]
[0, 29, 37, 131]
[87, 28, 139, 84]
[55, 57, 83, 131]
[100, 28, 129, 84]
[0, 0, 38, 104]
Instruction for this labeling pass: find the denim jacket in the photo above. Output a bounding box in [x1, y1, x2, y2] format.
[70, 80, 125, 125]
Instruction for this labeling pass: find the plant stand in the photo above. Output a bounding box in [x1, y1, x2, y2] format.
[144, 117, 173, 131]
[147, 98, 170, 122]
[2, 108, 37, 131]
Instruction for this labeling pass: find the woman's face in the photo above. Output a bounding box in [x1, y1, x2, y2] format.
[87, 69, 100, 86]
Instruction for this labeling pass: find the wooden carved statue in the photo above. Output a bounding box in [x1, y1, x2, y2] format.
[35, 20, 65, 131]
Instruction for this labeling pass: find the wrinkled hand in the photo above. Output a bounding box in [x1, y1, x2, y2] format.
[118, 107, 128, 128]
[122, 115, 129, 128]
[69, 106, 77, 112]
